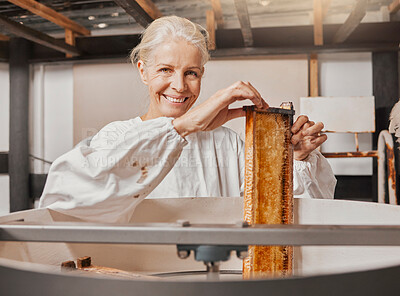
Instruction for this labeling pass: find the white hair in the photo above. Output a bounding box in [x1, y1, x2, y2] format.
[130, 16, 210, 67]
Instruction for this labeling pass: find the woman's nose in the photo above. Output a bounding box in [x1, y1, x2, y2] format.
[171, 73, 187, 92]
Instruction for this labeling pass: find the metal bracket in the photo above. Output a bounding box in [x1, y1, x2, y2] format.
[177, 244, 248, 280]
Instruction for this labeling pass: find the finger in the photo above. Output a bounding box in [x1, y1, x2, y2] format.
[231, 83, 263, 108]
[245, 81, 263, 105]
[291, 130, 304, 145]
[248, 95, 263, 109]
[310, 134, 327, 147]
[240, 81, 264, 109]
[246, 83, 269, 109]
[253, 96, 269, 110]
[303, 122, 324, 136]
[226, 108, 246, 121]
[223, 85, 261, 108]
[302, 121, 314, 131]
[261, 98, 269, 109]
[292, 115, 309, 134]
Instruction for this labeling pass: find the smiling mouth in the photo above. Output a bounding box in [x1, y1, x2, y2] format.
[163, 95, 189, 103]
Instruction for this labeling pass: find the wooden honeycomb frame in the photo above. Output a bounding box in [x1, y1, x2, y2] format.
[243, 105, 294, 278]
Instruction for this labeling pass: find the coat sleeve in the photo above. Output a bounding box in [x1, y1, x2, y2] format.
[38, 117, 187, 223]
[293, 150, 337, 199]
[239, 138, 336, 199]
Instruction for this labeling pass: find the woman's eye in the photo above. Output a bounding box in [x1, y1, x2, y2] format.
[159, 68, 171, 73]
[186, 71, 198, 77]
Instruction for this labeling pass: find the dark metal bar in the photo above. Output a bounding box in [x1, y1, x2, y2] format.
[0, 40, 8, 61]
[9, 38, 31, 212]
[373, 52, 399, 146]
[243, 105, 295, 116]
[211, 43, 399, 59]
[29, 173, 47, 199]
[372, 51, 399, 202]
[0, 152, 8, 174]
[334, 175, 372, 201]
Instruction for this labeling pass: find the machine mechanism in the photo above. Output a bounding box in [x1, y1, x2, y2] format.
[2, 212, 400, 295]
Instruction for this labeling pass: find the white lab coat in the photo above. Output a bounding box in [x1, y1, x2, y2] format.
[39, 117, 336, 223]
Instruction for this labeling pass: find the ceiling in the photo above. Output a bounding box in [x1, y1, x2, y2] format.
[0, 0, 398, 36]
[0, 0, 399, 62]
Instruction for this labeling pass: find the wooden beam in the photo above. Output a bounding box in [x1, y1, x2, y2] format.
[389, 0, 400, 14]
[206, 10, 216, 50]
[0, 34, 10, 41]
[322, 0, 332, 19]
[312, 0, 324, 98]
[65, 29, 76, 58]
[233, 0, 253, 47]
[332, 0, 367, 44]
[309, 53, 319, 96]
[7, 0, 90, 36]
[27, 42, 400, 63]
[313, 0, 323, 46]
[0, 14, 80, 56]
[65, 29, 76, 47]
[113, 0, 154, 28]
[136, 0, 162, 19]
[210, 0, 224, 28]
[210, 43, 399, 59]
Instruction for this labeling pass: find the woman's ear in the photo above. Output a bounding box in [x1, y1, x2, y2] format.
[137, 60, 148, 85]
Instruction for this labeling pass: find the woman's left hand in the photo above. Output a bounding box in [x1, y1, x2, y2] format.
[291, 115, 327, 161]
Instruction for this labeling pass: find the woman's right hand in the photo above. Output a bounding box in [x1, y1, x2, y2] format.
[173, 81, 268, 137]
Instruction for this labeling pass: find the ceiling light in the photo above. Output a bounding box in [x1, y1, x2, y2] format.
[20, 15, 28, 19]
[259, 0, 271, 6]
[97, 23, 108, 29]
[111, 12, 119, 17]
[88, 15, 96, 21]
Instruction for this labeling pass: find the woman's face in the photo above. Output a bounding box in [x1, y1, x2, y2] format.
[138, 39, 204, 119]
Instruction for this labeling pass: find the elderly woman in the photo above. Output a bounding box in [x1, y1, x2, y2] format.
[39, 16, 336, 223]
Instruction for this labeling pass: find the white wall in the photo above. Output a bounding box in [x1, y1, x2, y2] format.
[30, 64, 74, 174]
[0, 63, 9, 215]
[73, 63, 149, 145]
[317, 53, 373, 175]
[200, 58, 308, 139]
[73, 58, 308, 143]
